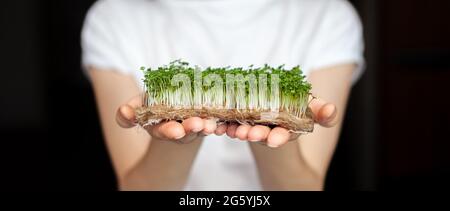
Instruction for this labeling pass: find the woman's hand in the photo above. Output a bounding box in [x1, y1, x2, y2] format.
[116, 95, 226, 143]
[116, 95, 336, 147]
[224, 97, 338, 148]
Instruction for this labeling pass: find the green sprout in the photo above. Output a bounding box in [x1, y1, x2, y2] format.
[141, 60, 312, 117]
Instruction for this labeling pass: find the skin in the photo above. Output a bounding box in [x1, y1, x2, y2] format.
[88, 63, 354, 190]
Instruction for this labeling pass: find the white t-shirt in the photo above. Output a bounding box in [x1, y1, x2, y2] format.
[82, 0, 364, 190]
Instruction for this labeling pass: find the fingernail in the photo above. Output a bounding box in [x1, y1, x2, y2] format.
[267, 143, 279, 148]
[175, 134, 185, 140]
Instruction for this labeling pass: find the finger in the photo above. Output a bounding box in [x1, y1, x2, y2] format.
[309, 98, 338, 128]
[267, 127, 291, 148]
[202, 119, 218, 135]
[215, 123, 227, 136]
[182, 117, 204, 133]
[116, 104, 136, 128]
[247, 125, 271, 142]
[226, 123, 239, 139]
[235, 124, 252, 141]
[318, 103, 338, 127]
[151, 120, 186, 140]
[116, 95, 143, 128]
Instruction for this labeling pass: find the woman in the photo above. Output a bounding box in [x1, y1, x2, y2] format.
[82, 0, 364, 190]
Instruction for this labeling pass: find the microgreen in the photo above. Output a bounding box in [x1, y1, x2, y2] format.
[141, 60, 312, 117]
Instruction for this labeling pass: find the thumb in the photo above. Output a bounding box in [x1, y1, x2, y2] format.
[116, 95, 142, 128]
[116, 104, 137, 128]
[309, 97, 338, 128]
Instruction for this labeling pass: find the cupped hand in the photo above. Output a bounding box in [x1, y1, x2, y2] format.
[116, 95, 337, 147]
[224, 97, 338, 148]
[116, 95, 224, 144]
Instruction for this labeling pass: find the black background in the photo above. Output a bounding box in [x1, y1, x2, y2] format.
[0, 0, 449, 191]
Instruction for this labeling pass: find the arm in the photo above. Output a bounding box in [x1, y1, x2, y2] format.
[88, 68, 221, 190]
[236, 64, 354, 190]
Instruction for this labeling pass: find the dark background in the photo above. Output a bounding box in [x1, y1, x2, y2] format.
[0, 0, 449, 191]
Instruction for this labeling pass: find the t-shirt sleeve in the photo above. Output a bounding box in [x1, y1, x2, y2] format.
[81, 0, 133, 76]
[306, 0, 365, 84]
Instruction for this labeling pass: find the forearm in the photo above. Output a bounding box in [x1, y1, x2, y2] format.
[120, 137, 203, 190]
[250, 64, 354, 190]
[249, 140, 324, 190]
